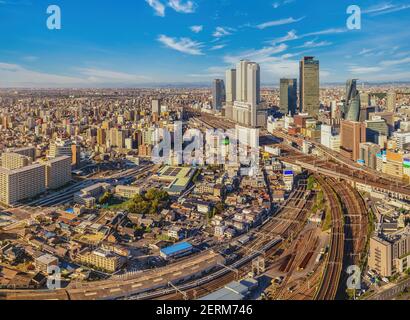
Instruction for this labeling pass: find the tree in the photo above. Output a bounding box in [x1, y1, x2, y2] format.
[98, 192, 113, 205]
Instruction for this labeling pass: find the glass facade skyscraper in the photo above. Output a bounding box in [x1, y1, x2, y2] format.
[280, 78, 297, 115]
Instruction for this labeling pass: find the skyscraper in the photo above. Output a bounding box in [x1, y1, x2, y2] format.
[340, 120, 367, 161]
[280, 79, 297, 115]
[299, 56, 320, 117]
[345, 79, 361, 121]
[225, 69, 236, 104]
[232, 60, 261, 128]
[152, 98, 161, 114]
[212, 79, 225, 111]
[386, 91, 396, 111]
[225, 69, 236, 120]
[236, 60, 249, 102]
[247, 63, 259, 127]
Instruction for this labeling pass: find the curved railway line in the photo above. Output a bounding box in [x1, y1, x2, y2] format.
[314, 176, 344, 300]
[0, 184, 310, 300]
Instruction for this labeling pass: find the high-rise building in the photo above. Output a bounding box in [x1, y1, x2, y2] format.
[212, 79, 225, 111]
[43, 156, 72, 190]
[225, 69, 236, 104]
[359, 142, 380, 169]
[360, 92, 370, 107]
[236, 60, 249, 102]
[71, 143, 81, 167]
[49, 139, 72, 159]
[340, 120, 366, 161]
[299, 56, 320, 117]
[386, 91, 396, 111]
[369, 227, 410, 277]
[1, 153, 32, 170]
[345, 79, 361, 121]
[97, 128, 106, 146]
[225, 69, 236, 120]
[152, 99, 162, 115]
[8, 146, 36, 161]
[365, 118, 389, 144]
[280, 79, 297, 115]
[232, 60, 261, 127]
[0, 164, 46, 205]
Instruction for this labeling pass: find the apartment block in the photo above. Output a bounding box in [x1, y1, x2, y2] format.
[1, 152, 32, 170]
[43, 156, 72, 190]
[0, 163, 46, 205]
[369, 226, 410, 277]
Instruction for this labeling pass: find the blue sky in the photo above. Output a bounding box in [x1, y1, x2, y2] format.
[0, 0, 410, 87]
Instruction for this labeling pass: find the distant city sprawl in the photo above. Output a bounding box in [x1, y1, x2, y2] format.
[1, 0, 410, 307]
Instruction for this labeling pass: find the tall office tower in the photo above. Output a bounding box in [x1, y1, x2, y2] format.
[280, 79, 297, 115]
[386, 91, 396, 111]
[236, 60, 249, 102]
[232, 60, 261, 128]
[49, 139, 72, 159]
[212, 79, 225, 111]
[152, 99, 162, 115]
[71, 143, 81, 167]
[299, 56, 320, 117]
[345, 79, 361, 121]
[43, 156, 72, 190]
[247, 63, 260, 128]
[359, 142, 381, 169]
[365, 118, 389, 144]
[225, 69, 236, 103]
[340, 120, 367, 161]
[360, 92, 370, 107]
[8, 146, 36, 161]
[1, 153, 32, 170]
[225, 69, 236, 120]
[0, 164, 46, 205]
[97, 128, 106, 146]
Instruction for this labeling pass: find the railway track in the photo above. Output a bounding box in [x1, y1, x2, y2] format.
[314, 176, 344, 300]
[152, 185, 311, 300]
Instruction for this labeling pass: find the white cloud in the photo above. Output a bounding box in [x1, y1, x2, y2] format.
[158, 34, 204, 55]
[0, 62, 85, 87]
[213, 27, 234, 38]
[256, 17, 304, 29]
[77, 68, 150, 83]
[270, 27, 347, 45]
[348, 65, 383, 74]
[188, 66, 226, 78]
[302, 28, 347, 37]
[190, 25, 203, 33]
[364, 2, 410, 16]
[145, 0, 166, 17]
[0, 63, 150, 87]
[272, 0, 295, 9]
[224, 44, 288, 64]
[271, 30, 299, 44]
[380, 56, 410, 67]
[296, 40, 332, 49]
[210, 44, 226, 51]
[168, 0, 195, 13]
[22, 56, 39, 62]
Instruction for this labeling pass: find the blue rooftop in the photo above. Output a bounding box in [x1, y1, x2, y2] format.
[65, 208, 74, 214]
[160, 242, 193, 256]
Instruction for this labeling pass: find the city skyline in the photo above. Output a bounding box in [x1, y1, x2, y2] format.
[0, 0, 410, 87]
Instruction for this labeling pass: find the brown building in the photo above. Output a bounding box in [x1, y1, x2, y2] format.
[369, 227, 410, 277]
[340, 120, 366, 161]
